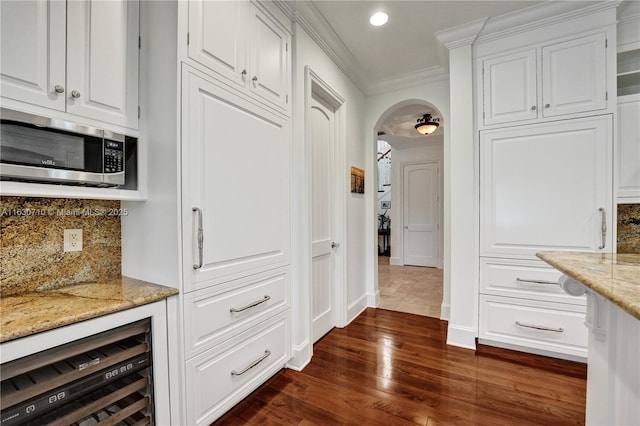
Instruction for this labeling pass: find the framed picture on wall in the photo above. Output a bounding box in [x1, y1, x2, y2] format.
[350, 166, 365, 193]
[381, 201, 390, 209]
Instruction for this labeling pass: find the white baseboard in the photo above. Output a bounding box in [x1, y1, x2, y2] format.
[286, 340, 311, 371]
[347, 294, 368, 324]
[390, 256, 402, 265]
[446, 324, 477, 350]
[367, 289, 380, 308]
[440, 303, 450, 321]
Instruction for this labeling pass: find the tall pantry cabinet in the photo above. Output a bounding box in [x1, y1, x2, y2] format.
[122, 1, 292, 424]
[474, 5, 617, 360]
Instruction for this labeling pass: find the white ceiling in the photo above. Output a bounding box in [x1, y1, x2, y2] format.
[310, 0, 544, 83]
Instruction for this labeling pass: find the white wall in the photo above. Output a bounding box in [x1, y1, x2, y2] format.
[364, 79, 451, 319]
[289, 23, 368, 369]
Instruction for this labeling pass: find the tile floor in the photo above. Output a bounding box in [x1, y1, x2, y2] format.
[377, 256, 443, 318]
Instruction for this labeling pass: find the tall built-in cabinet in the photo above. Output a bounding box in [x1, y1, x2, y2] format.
[616, 48, 640, 203]
[475, 6, 617, 360]
[123, 1, 292, 424]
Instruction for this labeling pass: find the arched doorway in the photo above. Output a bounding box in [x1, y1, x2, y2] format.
[372, 100, 445, 319]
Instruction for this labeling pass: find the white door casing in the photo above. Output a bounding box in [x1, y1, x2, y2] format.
[311, 93, 336, 343]
[402, 162, 440, 267]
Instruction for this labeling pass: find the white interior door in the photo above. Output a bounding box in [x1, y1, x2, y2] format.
[403, 162, 440, 267]
[311, 94, 336, 342]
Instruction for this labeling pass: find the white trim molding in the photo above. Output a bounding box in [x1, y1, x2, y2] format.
[287, 339, 312, 371]
[446, 325, 477, 350]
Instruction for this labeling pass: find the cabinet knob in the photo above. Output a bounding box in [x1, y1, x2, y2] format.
[252, 76, 258, 82]
[241, 69, 247, 77]
[71, 90, 81, 99]
[54, 85, 65, 94]
[530, 105, 536, 111]
[544, 103, 550, 108]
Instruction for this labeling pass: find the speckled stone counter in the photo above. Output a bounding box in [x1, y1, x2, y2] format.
[537, 252, 640, 320]
[0, 277, 178, 342]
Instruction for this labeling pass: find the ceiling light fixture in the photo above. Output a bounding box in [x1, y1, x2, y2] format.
[415, 114, 440, 135]
[370, 11, 388, 26]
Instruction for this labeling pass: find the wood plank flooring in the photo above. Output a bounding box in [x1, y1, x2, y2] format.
[214, 308, 587, 425]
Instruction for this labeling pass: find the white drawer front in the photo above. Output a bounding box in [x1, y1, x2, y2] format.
[184, 268, 289, 359]
[479, 295, 587, 358]
[185, 315, 289, 426]
[480, 258, 586, 305]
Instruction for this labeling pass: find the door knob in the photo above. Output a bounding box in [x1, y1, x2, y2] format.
[331, 242, 340, 249]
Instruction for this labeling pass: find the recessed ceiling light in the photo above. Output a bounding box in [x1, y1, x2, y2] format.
[370, 11, 388, 27]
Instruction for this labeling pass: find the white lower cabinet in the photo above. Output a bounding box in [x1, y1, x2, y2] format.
[183, 267, 289, 359]
[185, 313, 290, 426]
[479, 294, 587, 359]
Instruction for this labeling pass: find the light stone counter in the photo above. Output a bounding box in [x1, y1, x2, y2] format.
[0, 277, 178, 342]
[536, 252, 640, 320]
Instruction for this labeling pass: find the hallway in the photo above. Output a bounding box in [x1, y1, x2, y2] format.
[377, 256, 443, 318]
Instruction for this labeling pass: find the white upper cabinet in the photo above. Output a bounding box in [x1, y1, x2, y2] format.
[188, 0, 249, 90]
[65, 0, 139, 128]
[0, 1, 66, 112]
[481, 32, 608, 127]
[483, 49, 538, 126]
[616, 94, 640, 202]
[0, 0, 139, 130]
[541, 33, 607, 117]
[480, 115, 612, 258]
[187, 0, 290, 113]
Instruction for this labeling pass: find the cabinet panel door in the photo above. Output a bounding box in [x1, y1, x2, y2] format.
[188, 0, 248, 90]
[249, 6, 289, 111]
[182, 69, 290, 292]
[66, 0, 139, 129]
[0, 0, 66, 111]
[483, 49, 538, 126]
[480, 116, 612, 257]
[616, 96, 640, 199]
[542, 33, 607, 117]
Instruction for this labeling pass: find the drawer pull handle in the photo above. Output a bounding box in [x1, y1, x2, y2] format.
[515, 321, 564, 333]
[230, 295, 271, 313]
[231, 350, 271, 376]
[598, 207, 606, 250]
[516, 278, 558, 286]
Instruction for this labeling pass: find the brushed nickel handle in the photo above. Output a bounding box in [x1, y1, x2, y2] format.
[241, 69, 247, 76]
[331, 242, 340, 249]
[71, 90, 81, 99]
[516, 278, 557, 286]
[598, 207, 606, 250]
[544, 103, 550, 108]
[54, 85, 65, 94]
[231, 350, 271, 376]
[252, 76, 258, 83]
[192, 207, 203, 269]
[530, 105, 536, 111]
[230, 295, 270, 313]
[516, 321, 564, 333]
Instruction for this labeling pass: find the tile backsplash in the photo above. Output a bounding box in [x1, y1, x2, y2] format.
[1, 197, 121, 296]
[617, 204, 640, 254]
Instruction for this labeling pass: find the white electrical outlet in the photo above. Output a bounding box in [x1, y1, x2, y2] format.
[63, 229, 83, 252]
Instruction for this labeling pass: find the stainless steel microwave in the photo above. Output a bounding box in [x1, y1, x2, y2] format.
[0, 109, 131, 187]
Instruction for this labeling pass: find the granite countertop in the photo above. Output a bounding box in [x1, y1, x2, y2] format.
[0, 277, 179, 343]
[537, 252, 640, 320]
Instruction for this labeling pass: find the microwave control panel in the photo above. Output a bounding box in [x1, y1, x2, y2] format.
[104, 141, 124, 174]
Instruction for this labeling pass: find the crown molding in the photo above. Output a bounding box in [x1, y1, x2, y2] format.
[475, 1, 621, 46]
[366, 67, 449, 96]
[434, 17, 488, 50]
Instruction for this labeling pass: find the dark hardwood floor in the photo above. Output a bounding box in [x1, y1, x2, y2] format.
[215, 308, 587, 425]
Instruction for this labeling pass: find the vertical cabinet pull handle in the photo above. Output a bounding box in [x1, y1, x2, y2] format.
[192, 207, 203, 269]
[598, 207, 606, 250]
